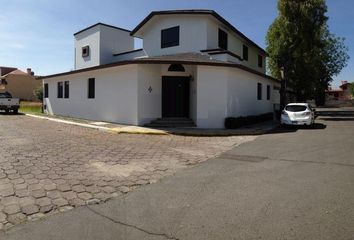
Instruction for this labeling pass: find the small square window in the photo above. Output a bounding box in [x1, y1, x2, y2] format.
[82, 46, 90, 57]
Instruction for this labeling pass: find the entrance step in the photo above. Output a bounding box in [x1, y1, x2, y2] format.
[145, 118, 196, 128]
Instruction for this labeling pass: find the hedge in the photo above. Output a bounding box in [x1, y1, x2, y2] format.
[225, 112, 274, 129]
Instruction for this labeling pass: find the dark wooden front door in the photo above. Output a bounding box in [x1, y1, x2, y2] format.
[162, 76, 190, 118]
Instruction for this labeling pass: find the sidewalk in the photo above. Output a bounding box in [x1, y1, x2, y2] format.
[25, 113, 278, 136]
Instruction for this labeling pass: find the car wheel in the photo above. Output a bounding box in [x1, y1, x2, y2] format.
[13, 109, 18, 114]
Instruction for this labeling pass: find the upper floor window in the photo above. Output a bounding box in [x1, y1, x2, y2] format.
[243, 45, 249, 61]
[57, 82, 63, 98]
[161, 26, 180, 49]
[44, 83, 49, 98]
[218, 29, 228, 50]
[82, 46, 90, 57]
[88, 78, 95, 99]
[258, 55, 263, 68]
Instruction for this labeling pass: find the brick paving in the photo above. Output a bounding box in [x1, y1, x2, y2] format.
[0, 114, 255, 229]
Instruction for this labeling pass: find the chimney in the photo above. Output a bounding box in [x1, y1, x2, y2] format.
[27, 68, 34, 76]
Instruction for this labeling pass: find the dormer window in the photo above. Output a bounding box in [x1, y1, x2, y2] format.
[82, 46, 90, 57]
[218, 29, 228, 50]
[161, 26, 180, 49]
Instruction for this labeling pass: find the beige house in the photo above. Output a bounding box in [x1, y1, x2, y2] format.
[0, 67, 41, 101]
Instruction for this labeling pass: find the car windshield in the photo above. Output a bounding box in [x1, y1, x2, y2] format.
[0, 93, 11, 98]
[285, 105, 307, 112]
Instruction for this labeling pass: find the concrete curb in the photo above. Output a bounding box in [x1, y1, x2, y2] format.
[25, 114, 110, 131]
[24, 114, 278, 137]
[24, 114, 169, 135]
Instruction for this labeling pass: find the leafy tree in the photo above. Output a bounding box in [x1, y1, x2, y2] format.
[266, 0, 349, 105]
[33, 86, 43, 101]
[350, 83, 354, 98]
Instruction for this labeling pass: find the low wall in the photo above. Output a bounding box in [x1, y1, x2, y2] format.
[324, 100, 354, 108]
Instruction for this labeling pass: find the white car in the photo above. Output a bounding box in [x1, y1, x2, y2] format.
[281, 103, 315, 126]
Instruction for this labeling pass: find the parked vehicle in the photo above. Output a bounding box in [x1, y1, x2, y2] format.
[281, 103, 315, 126]
[0, 92, 20, 114]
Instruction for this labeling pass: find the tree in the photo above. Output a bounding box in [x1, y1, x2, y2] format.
[350, 83, 354, 98]
[266, 0, 349, 106]
[33, 86, 43, 101]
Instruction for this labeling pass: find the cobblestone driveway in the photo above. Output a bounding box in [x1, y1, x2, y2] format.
[0, 115, 255, 228]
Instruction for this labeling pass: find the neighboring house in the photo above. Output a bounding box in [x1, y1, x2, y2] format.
[0, 67, 41, 101]
[326, 81, 353, 101]
[40, 10, 280, 128]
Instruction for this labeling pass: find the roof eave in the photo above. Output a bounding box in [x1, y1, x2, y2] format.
[39, 59, 278, 83]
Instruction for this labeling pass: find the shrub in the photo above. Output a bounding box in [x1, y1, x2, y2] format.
[33, 86, 43, 101]
[225, 112, 274, 129]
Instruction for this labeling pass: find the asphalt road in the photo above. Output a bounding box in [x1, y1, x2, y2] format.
[1, 112, 354, 240]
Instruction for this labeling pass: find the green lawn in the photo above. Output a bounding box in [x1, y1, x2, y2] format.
[19, 102, 42, 114]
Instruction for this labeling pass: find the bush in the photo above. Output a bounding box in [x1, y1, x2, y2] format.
[33, 86, 43, 101]
[225, 112, 274, 129]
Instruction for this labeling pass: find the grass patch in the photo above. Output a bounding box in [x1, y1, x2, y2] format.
[19, 101, 42, 114]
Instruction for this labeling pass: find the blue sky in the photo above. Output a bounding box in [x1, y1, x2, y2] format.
[0, 0, 352, 87]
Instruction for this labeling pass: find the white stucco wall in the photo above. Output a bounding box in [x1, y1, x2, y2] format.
[195, 65, 279, 128]
[206, 19, 266, 74]
[141, 15, 208, 56]
[74, 25, 134, 70]
[195, 66, 229, 128]
[136, 64, 197, 125]
[100, 26, 134, 65]
[74, 26, 101, 70]
[137, 64, 162, 125]
[226, 68, 276, 117]
[43, 65, 139, 125]
[43, 63, 279, 129]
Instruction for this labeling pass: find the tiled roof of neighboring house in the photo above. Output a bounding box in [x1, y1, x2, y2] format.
[73, 23, 131, 36]
[0, 69, 28, 80]
[131, 9, 267, 55]
[0, 67, 17, 76]
[326, 89, 343, 93]
[38, 52, 279, 83]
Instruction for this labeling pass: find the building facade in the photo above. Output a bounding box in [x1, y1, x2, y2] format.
[0, 67, 41, 101]
[41, 10, 280, 128]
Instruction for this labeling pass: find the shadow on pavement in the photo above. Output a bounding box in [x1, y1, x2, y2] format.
[316, 111, 354, 117]
[320, 117, 354, 121]
[266, 123, 326, 134]
[0, 112, 24, 116]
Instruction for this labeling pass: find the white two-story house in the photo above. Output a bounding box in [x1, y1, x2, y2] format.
[40, 10, 280, 128]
